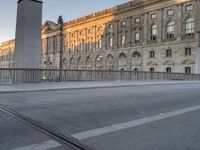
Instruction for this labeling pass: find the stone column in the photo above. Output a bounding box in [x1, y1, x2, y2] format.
[196, 32, 200, 74]
[14, 0, 43, 68]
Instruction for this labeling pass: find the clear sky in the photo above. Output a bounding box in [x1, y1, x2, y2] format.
[0, 0, 128, 43]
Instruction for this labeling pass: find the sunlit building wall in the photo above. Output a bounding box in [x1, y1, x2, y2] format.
[0, 40, 15, 68]
[0, 0, 200, 74]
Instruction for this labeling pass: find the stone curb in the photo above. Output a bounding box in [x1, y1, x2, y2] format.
[0, 81, 200, 94]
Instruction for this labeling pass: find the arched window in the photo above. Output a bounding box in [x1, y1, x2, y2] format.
[186, 18, 194, 35]
[151, 25, 158, 41]
[63, 58, 68, 64]
[86, 56, 92, 63]
[167, 21, 175, 38]
[96, 55, 103, 62]
[133, 51, 141, 57]
[70, 57, 75, 64]
[119, 53, 126, 59]
[77, 57, 82, 63]
[107, 54, 114, 60]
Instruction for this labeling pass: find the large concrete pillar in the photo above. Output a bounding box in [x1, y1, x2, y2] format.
[13, 0, 43, 68]
[196, 32, 200, 74]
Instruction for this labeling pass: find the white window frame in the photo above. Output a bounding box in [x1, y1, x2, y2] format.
[151, 13, 157, 19]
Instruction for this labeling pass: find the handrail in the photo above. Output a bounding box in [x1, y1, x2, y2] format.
[0, 68, 200, 85]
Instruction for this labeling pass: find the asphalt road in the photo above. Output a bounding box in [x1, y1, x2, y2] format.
[0, 83, 200, 150]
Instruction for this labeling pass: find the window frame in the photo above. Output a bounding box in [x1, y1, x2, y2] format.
[186, 4, 193, 11]
[121, 21, 126, 27]
[135, 32, 140, 43]
[109, 24, 113, 29]
[109, 37, 113, 48]
[121, 34, 126, 46]
[185, 67, 191, 74]
[185, 47, 192, 56]
[135, 17, 140, 23]
[167, 21, 175, 39]
[151, 25, 158, 41]
[151, 13, 157, 19]
[167, 9, 174, 16]
[150, 68, 155, 72]
[166, 67, 172, 73]
[185, 18, 194, 36]
[166, 49, 172, 57]
[150, 50, 155, 58]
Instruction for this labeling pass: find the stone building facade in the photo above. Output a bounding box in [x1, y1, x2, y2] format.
[0, 40, 15, 68]
[1, 0, 200, 74]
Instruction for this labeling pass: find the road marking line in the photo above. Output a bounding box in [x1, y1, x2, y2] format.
[13, 140, 61, 150]
[71, 105, 200, 140]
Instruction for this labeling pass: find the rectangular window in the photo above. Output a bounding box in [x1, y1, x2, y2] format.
[166, 67, 172, 73]
[135, 17, 140, 23]
[121, 34, 126, 45]
[151, 35, 157, 41]
[150, 68, 155, 72]
[167, 33, 175, 39]
[88, 41, 92, 50]
[186, 4, 193, 11]
[109, 24, 113, 29]
[122, 21, 126, 26]
[151, 13, 157, 19]
[166, 49, 172, 57]
[135, 32, 140, 43]
[96, 39, 102, 49]
[109, 37, 113, 48]
[185, 47, 192, 56]
[167, 9, 174, 15]
[185, 67, 191, 74]
[150, 51, 155, 58]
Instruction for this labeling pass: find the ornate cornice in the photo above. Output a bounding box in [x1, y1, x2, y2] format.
[63, 0, 165, 27]
[63, 0, 193, 28]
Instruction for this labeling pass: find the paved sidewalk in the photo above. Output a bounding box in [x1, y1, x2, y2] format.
[0, 80, 200, 93]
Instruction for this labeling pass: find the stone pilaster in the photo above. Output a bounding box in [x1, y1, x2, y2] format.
[176, 4, 183, 41]
[127, 17, 132, 47]
[114, 20, 118, 49]
[195, 1, 200, 38]
[103, 23, 107, 50]
[143, 13, 148, 45]
[157, 9, 163, 43]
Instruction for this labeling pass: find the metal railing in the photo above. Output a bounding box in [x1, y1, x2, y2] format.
[0, 68, 200, 85]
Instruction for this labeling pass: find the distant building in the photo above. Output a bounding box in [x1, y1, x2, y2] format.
[0, 40, 15, 68]
[1, 0, 200, 74]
